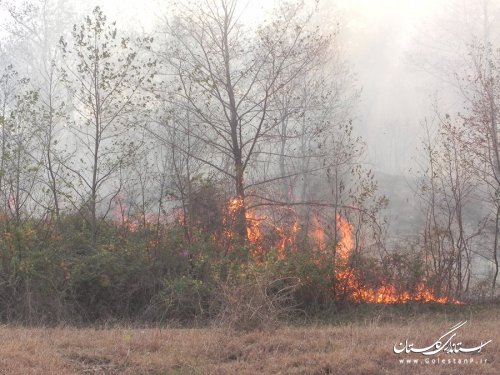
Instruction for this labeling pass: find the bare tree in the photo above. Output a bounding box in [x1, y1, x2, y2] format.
[156, 0, 330, 242]
[0, 64, 19, 219]
[1, 0, 76, 222]
[417, 116, 490, 298]
[460, 42, 500, 294]
[59, 6, 156, 246]
[414, 0, 500, 296]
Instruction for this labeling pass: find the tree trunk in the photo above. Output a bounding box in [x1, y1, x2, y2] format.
[222, 3, 247, 243]
[492, 204, 499, 297]
[234, 162, 247, 242]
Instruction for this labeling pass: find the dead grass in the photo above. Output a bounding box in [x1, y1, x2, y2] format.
[0, 305, 498, 375]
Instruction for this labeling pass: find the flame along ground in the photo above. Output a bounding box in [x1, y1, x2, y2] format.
[226, 197, 462, 305]
[114, 196, 461, 305]
[333, 214, 460, 304]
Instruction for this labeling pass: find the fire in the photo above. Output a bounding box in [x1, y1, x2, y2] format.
[246, 209, 265, 258]
[227, 197, 243, 213]
[312, 213, 326, 251]
[275, 218, 300, 258]
[223, 197, 265, 256]
[112, 194, 163, 232]
[333, 214, 461, 305]
[336, 214, 353, 261]
[221, 197, 244, 247]
[224, 197, 300, 259]
[222, 197, 460, 305]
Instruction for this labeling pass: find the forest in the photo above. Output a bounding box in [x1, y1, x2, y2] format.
[0, 0, 499, 329]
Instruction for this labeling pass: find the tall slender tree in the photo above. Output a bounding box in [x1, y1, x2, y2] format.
[59, 6, 155, 246]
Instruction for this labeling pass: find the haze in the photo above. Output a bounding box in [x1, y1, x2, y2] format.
[88, 0, 449, 175]
[0, 0, 498, 321]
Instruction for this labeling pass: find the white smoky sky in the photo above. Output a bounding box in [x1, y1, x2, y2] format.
[3, 0, 477, 176]
[333, 0, 447, 176]
[89, 0, 454, 176]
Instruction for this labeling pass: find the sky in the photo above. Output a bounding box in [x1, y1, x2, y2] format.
[73, 0, 464, 176]
[333, 0, 446, 175]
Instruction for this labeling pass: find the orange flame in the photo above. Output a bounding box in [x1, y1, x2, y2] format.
[312, 213, 326, 251]
[246, 209, 265, 258]
[334, 214, 461, 304]
[224, 197, 301, 259]
[222, 197, 460, 305]
[336, 214, 353, 261]
[112, 194, 163, 232]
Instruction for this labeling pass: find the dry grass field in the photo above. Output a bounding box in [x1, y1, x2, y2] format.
[0, 305, 498, 375]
